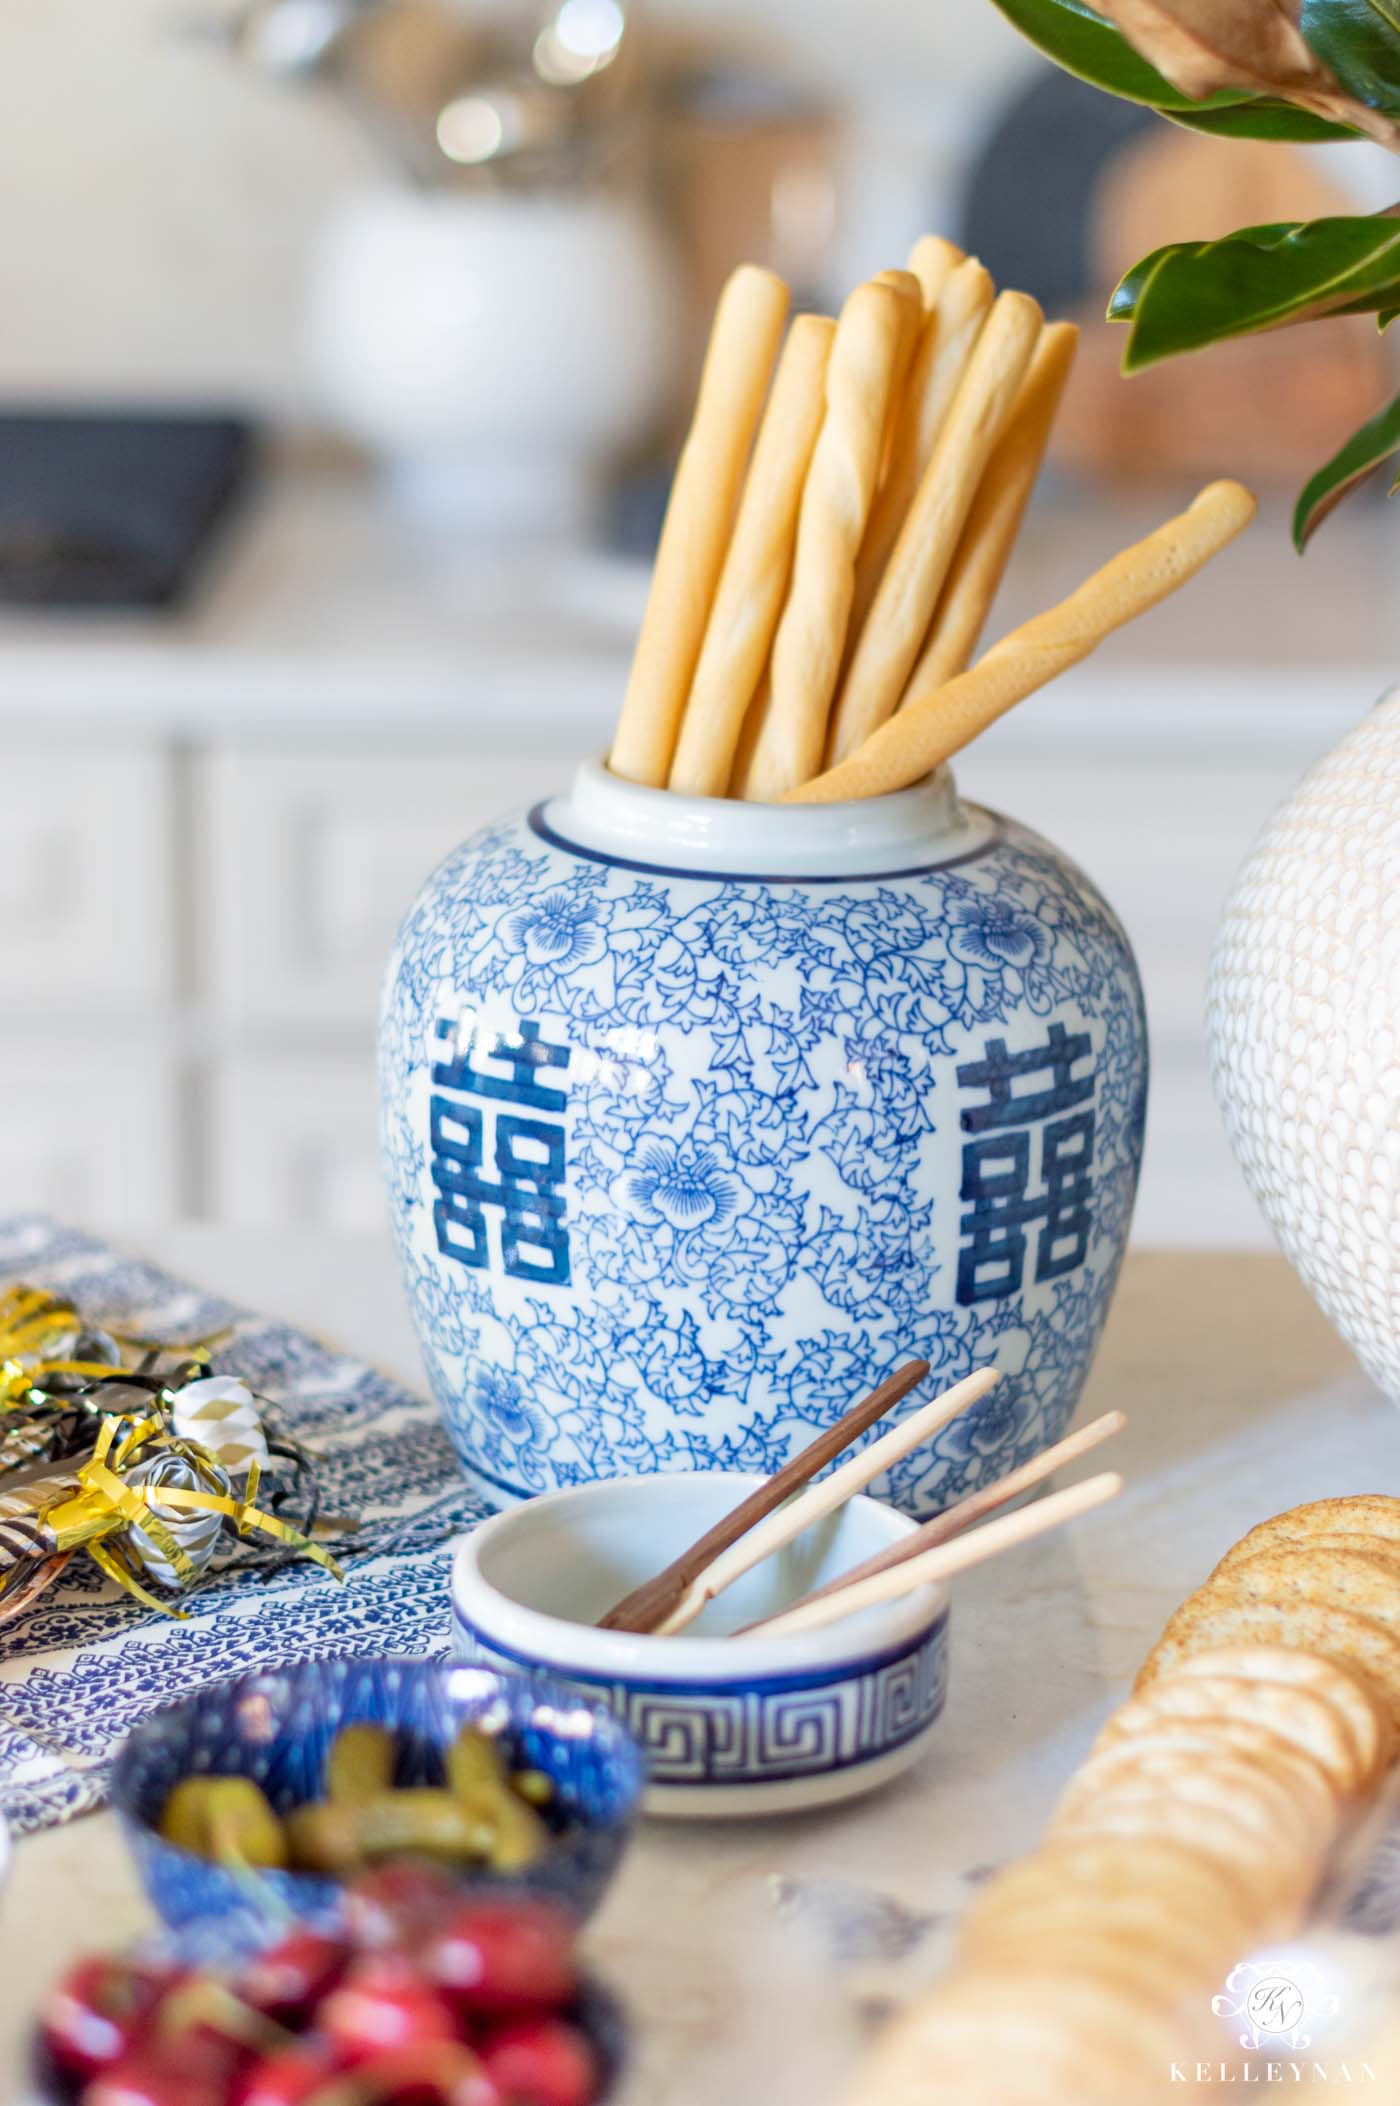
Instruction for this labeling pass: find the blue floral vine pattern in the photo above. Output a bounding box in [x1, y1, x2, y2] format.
[381, 804, 1147, 1515]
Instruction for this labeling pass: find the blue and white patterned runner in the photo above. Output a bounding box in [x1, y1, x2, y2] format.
[0, 1218, 490, 1836]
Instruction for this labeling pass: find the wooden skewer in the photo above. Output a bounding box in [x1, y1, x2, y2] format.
[596, 1360, 930, 1633]
[742, 1469, 1125, 1641]
[652, 1366, 1000, 1637]
[737, 1409, 1126, 1635]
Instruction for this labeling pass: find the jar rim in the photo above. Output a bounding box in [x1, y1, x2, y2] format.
[537, 756, 1000, 882]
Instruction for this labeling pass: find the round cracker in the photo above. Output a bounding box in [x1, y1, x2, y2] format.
[960, 1900, 1231, 1999]
[1054, 1750, 1332, 1862]
[1213, 1497, 1400, 1573]
[1212, 1545, 1400, 1641]
[961, 1833, 1257, 1935]
[1098, 1674, 1372, 1799]
[1137, 1597, 1400, 1733]
[1077, 1717, 1341, 1823]
[957, 1938, 1207, 2025]
[1215, 1531, 1400, 1584]
[925, 1968, 1190, 2090]
[860, 2005, 1141, 2106]
[1049, 1795, 1317, 1920]
[1156, 1645, 1394, 1773]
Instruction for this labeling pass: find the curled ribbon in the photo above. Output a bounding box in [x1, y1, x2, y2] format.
[40, 1415, 344, 1618]
[0, 1287, 347, 1622]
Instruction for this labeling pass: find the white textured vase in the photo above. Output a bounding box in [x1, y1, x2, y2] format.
[1209, 688, 1400, 1398]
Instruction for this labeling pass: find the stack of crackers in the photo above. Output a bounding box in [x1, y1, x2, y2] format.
[1143, 1495, 1400, 1718]
[846, 1495, 1400, 2105]
[607, 243, 1257, 808]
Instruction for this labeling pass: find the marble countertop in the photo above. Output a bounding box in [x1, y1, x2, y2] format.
[2, 1227, 1395, 2102]
[0, 460, 1394, 732]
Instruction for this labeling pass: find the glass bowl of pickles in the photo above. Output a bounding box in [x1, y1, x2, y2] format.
[111, 1660, 645, 1960]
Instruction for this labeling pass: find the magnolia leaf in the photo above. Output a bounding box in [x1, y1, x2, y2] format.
[1110, 220, 1298, 319]
[1108, 215, 1400, 367]
[1292, 387, 1400, 546]
[1167, 96, 1363, 136]
[994, 0, 1400, 142]
[1093, 0, 1400, 138]
[987, 0, 1255, 108]
[990, 0, 1365, 134]
[1095, 0, 1338, 98]
[1301, 0, 1400, 120]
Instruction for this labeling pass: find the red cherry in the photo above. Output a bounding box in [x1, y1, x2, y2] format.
[312, 2042, 499, 2106]
[39, 1957, 179, 2082]
[86, 2037, 241, 2106]
[236, 1935, 349, 2024]
[478, 2019, 599, 2106]
[150, 1974, 289, 2067]
[319, 1956, 459, 2066]
[234, 2039, 342, 2106]
[423, 1908, 577, 2016]
[343, 1866, 461, 1952]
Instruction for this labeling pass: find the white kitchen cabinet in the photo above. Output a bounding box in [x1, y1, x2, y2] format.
[0, 746, 172, 1014]
[0, 1041, 178, 1221]
[207, 1051, 384, 1230]
[201, 748, 557, 1028]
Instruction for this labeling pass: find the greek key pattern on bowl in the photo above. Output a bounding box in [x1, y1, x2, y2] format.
[453, 1616, 949, 1787]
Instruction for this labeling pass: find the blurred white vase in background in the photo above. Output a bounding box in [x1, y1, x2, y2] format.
[1209, 689, 1400, 1402]
[306, 184, 680, 535]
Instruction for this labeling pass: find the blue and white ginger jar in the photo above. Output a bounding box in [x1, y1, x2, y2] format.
[380, 759, 1147, 1515]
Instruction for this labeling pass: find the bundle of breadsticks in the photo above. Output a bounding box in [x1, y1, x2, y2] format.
[844, 1494, 1400, 2106]
[608, 241, 1257, 806]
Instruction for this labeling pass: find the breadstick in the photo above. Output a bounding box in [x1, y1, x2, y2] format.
[609, 264, 789, 787]
[785, 480, 1258, 804]
[734, 280, 907, 802]
[908, 321, 1079, 695]
[725, 670, 770, 795]
[826, 289, 1042, 765]
[906, 232, 963, 308]
[872, 267, 924, 467]
[845, 258, 995, 656]
[875, 267, 917, 395]
[667, 315, 835, 798]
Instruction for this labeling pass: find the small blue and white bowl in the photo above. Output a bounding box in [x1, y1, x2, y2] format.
[112, 1658, 645, 1960]
[453, 1471, 949, 1818]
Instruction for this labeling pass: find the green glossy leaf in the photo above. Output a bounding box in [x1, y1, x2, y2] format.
[1107, 215, 1400, 367]
[1301, 0, 1400, 121]
[990, 0, 1365, 136]
[987, 0, 1252, 111]
[1107, 220, 1294, 323]
[1166, 98, 1363, 140]
[1293, 387, 1400, 546]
